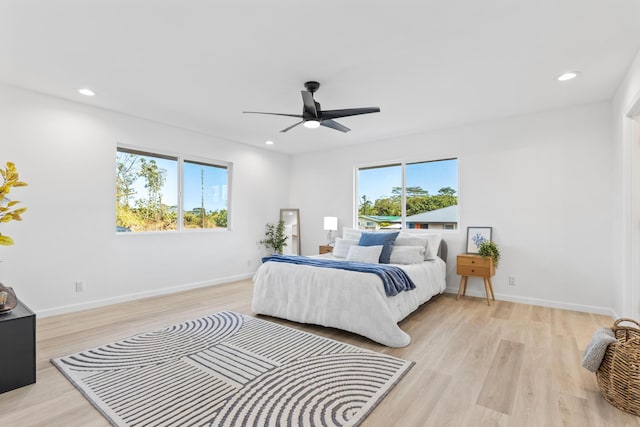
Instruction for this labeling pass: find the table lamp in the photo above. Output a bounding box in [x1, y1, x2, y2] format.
[323, 216, 338, 245]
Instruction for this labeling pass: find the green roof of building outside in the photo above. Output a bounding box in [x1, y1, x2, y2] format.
[358, 215, 401, 223]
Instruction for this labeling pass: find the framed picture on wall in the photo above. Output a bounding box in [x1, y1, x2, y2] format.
[466, 226, 492, 253]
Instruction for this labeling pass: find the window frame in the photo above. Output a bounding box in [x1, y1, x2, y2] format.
[116, 144, 232, 234]
[354, 157, 459, 232]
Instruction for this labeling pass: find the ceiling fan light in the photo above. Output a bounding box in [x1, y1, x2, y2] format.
[557, 71, 579, 81]
[304, 120, 321, 129]
[78, 88, 95, 96]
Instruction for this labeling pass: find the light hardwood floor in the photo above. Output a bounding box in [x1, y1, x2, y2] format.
[0, 279, 638, 427]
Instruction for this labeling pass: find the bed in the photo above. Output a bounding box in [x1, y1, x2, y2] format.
[252, 231, 447, 347]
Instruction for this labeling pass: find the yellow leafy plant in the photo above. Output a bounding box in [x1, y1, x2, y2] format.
[0, 162, 28, 246]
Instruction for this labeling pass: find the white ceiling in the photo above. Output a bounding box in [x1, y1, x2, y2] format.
[2, 1, 640, 154]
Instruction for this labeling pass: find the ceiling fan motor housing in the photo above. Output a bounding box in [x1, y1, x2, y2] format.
[304, 81, 320, 93]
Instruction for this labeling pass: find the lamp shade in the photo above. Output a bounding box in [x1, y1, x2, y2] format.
[323, 216, 338, 231]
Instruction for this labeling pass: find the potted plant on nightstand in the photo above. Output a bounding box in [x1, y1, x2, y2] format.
[260, 220, 288, 255]
[478, 241, 500, 268]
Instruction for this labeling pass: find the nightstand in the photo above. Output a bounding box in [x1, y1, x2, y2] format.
[456, 254, 495, 306]
[319, 245, 333, 254]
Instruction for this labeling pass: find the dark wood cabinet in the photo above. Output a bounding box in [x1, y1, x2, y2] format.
[0, 299, 36, 393]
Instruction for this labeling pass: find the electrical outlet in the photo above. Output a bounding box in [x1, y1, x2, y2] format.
[508, 276, 516, 287]
[75, 280, 85, 292]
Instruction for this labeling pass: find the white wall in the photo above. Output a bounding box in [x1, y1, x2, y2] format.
[611, 49, 640, 318]
[0, 81, 623, 317]
[290, 102, 615, 314]
[0, 84, 289, 315]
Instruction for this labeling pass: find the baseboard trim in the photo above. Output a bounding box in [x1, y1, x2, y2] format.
[444, 287, 618, 319]
[37, 273, 255, 318]
[38, 280, 619, 319]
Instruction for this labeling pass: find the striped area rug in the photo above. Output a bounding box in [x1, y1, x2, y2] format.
[52, 311, 413, 426]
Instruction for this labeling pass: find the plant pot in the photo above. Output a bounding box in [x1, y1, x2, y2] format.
[0, 283, 18, 314]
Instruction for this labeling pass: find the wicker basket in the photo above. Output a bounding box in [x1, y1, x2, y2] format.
[596, 318, 640, 416]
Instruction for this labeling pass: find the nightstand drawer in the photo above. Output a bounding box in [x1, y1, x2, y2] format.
[457, 265, 491, 277]
[457, 256, 491, 268]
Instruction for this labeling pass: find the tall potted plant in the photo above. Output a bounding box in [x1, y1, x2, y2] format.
[260, 220, 288, 254]
[0, 162, 28, 246]
[0, 161, 28, 313]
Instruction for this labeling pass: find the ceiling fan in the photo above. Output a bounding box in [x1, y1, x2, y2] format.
[243, 81, 380, 133]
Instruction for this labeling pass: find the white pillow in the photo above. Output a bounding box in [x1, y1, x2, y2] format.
[398, 232, 443, 260]
[346, 245, 383, 264]
[342, 227, 363, 241]
[423, 234, 443, 260]
[389, 246, 425, 265]
[332, 237, 360, 258]
[395, 236, 428, 252]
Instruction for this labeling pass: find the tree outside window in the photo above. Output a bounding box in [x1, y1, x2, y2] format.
[357, 159, 458, 230]
[116, 148, 230, 232]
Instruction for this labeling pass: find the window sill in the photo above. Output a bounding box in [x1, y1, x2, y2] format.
[116, 228, 230, 236]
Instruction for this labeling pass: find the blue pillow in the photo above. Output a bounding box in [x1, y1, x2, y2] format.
[358, 232, 399, 264]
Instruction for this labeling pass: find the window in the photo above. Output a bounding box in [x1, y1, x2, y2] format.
[116, 147, 230, 232]
[116, 149, 178, 232]
[357, 164, 402, 231]
[356, 159, 458, 230]
[182, 161, 228, 229]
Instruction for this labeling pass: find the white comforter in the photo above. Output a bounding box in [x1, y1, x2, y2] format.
[251, 254, 446, 347]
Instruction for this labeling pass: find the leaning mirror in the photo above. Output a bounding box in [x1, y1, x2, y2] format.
[280, 208, 301, 255]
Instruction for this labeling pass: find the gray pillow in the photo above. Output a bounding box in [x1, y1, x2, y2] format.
[346, 245, 383, 264]
[332, 237, 359, 258]
[389, 246, 425, 264]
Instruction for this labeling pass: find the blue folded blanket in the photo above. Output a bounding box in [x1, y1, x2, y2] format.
[261, 254, 416, 297]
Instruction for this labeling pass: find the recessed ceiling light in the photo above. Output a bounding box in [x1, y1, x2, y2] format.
[78, 88, 95, 96]
[303, 120, 321, 129]
[265, 140, 274, 145]
[557, 72, 579, 81]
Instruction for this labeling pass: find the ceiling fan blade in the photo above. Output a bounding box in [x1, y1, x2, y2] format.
[243, 111, 303, 119]
[320, 107, 380, 120]
[281, 120, 304, 133]
[320, 119, 351, 133]
[301, 91, 318, 117]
